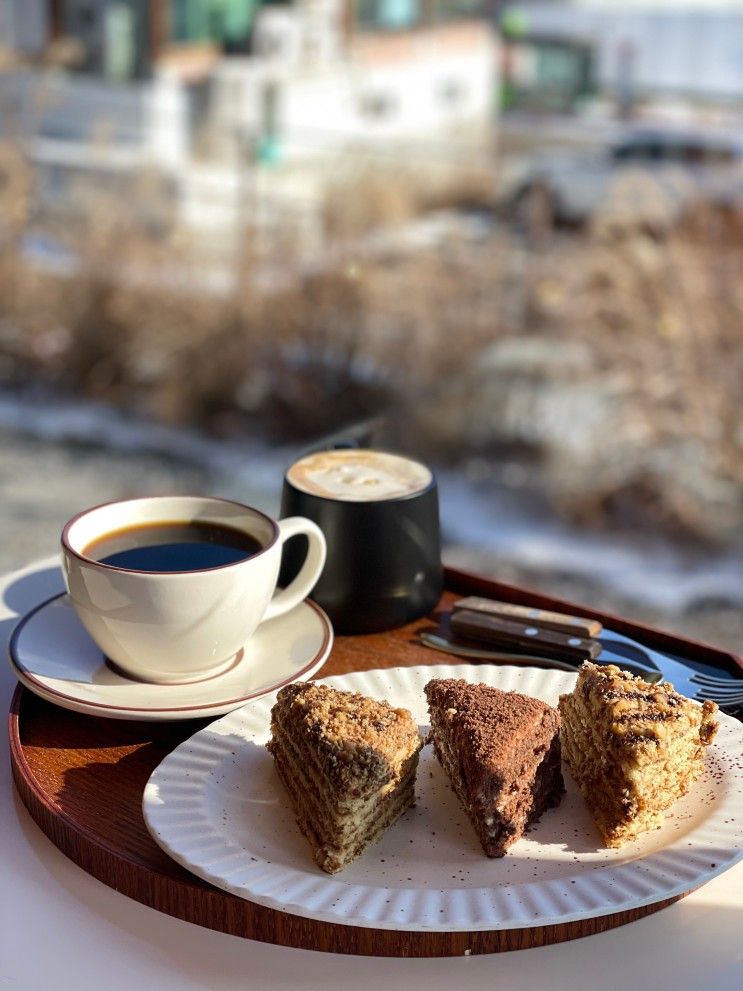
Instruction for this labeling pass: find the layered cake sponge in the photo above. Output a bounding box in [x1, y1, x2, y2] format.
[559, 662, 719, 848]
[267, 682, 423, 874]
[425, 679, 565, 857]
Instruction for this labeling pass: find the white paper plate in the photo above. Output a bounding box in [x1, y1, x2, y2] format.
[143, 664, 743, 932]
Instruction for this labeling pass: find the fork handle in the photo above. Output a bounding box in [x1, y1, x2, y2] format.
[450, 610, 602, 663]
[453, 597, 603, 639]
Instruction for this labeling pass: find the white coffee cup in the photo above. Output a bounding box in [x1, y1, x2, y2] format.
[61, 495, 327, 684]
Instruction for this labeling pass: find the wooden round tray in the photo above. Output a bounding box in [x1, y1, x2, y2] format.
[9, 569, 743, 957]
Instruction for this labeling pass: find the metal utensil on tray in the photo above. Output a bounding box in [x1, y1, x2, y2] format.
[420, 596, 743, 710]
[418, 629, 663, 681]
[418, 630, 663, 684]
[420, 596, 743, 709]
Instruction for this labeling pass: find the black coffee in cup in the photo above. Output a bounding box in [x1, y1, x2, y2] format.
[280, 449, 442, 633]
[83, 521, 263, 572]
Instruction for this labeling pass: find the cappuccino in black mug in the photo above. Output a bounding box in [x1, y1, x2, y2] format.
[280, 449, 442, 633]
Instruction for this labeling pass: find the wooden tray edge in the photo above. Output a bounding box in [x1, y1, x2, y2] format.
[10, 564, 736, 957]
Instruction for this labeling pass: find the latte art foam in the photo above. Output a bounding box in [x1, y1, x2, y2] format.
[286, 450, 432, 503]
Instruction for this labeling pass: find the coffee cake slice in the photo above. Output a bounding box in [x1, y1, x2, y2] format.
[267, 682, 422, 874]
[559, 662, 719, 847]
[425, 678, 564, 857]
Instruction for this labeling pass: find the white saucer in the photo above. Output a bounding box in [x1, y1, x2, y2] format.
[8, 593, 333, 721]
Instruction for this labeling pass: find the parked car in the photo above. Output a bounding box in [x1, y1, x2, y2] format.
[504, 127, 743, 231]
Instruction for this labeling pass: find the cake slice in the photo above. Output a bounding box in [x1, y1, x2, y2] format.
[267, 681, 423, 874]
[559, 662, 719, 847]
[424, 678, 564, 857]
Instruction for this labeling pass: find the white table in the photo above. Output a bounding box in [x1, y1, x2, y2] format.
[2, 559, 741, 990]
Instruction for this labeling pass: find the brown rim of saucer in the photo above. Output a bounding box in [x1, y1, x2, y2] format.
[61, 495, 280, 576]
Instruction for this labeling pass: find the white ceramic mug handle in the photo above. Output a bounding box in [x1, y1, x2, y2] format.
[262, 517, 327, 622]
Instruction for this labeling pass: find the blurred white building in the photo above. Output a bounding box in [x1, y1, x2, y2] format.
[0, 1, 499, 246]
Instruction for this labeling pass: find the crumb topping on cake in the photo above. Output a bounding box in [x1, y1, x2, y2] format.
[270, 682, 420, 797]
[424, 679, 559, 769]
[575, 663, 719, 746]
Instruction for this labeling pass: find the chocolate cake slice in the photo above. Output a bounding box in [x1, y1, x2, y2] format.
[267, 682, 423, 874]
[559, 662, 719, 847]
[425, 678, 564, 857]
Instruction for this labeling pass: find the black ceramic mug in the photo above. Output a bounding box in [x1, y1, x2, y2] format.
[279, 449, 442, 634]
